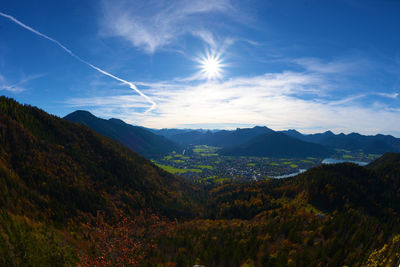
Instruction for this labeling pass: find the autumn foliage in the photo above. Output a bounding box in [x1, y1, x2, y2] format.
[2, 97, 400, 266]
[80, 210, 175, 266]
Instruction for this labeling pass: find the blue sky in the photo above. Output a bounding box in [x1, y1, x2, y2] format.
[1, 0, 400, 136]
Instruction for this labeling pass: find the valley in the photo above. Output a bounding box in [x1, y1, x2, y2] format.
[64, 110, 395, 185]
[152, 145, 381, 184]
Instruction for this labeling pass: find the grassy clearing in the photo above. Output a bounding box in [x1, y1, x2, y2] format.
[247, 163, 256, 166]
[335, 149, 350, 153]
[303, 203, 324, 215]
[197, 165, 214, 170]
[200, 153, 218, 157]
[214, 177, 229, 183]
[193, 145, 220, 154]
[155, 164, 202, 174]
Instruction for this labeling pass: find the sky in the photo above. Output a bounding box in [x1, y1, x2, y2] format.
[1, 0, 400, 136]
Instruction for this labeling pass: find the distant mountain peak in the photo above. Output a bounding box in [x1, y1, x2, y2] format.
[64, 110, 182, 157]
[287, 129, 302, 134]
[65, 110, 96, 118]
[324, 130, 334, 135]
[221, 130, 331, 158]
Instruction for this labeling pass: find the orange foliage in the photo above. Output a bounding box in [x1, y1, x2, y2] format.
[79, 210, 175, 266]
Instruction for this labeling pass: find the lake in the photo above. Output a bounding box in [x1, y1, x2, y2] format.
[321, 158, 369, 166]
[274, 158, 369, 179]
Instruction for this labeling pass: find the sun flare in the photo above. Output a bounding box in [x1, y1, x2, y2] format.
[199, 53, 223, 80]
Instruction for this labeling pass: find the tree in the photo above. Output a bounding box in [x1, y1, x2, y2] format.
[80, 210, 175, 266]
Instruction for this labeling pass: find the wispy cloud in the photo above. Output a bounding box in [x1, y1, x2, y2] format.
[325, 91, 399, 106]
[100, 0, 235, 53]
[292, 57, 368, 74]
[0, 74, 44, 92]
[375, 92, 398, 99]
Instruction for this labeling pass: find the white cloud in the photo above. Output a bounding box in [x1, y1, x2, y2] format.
[293, 57, 367, 74]
[64, 68, 400, 136]
[0, 74, 44, 93]
[99, 0, 234, 53]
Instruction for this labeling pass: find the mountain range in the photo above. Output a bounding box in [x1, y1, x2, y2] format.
[157, 126, 400, 155]
[155, 126, 274, 147]
[281, 129, 400, 154]
[63, 113, 331, 158]
[64, 110, 400, 159]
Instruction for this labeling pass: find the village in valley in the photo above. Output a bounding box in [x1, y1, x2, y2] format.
[151, 145, 380, 184]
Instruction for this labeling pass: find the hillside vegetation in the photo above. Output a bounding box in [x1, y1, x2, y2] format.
[149, 157, 400, 266]
[0, 96, 201, 265]
[0, 96, 399, 266]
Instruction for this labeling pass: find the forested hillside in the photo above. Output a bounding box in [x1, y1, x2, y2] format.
[0, 96, 201, 265]
[149, 158, 400, 266]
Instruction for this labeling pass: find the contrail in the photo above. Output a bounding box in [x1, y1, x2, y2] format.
[0, 11, 156, 113]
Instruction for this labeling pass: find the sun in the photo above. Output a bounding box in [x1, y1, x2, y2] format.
[199, 53, 223, 80]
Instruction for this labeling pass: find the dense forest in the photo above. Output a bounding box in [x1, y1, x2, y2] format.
[0, 96, 400, 266]
[0, 96, 200, 265]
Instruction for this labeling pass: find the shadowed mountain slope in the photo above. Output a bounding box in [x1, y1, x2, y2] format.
[220, 132, 331, 158]
[64, 110, 182, 157]
[166, 126, 273, 147]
